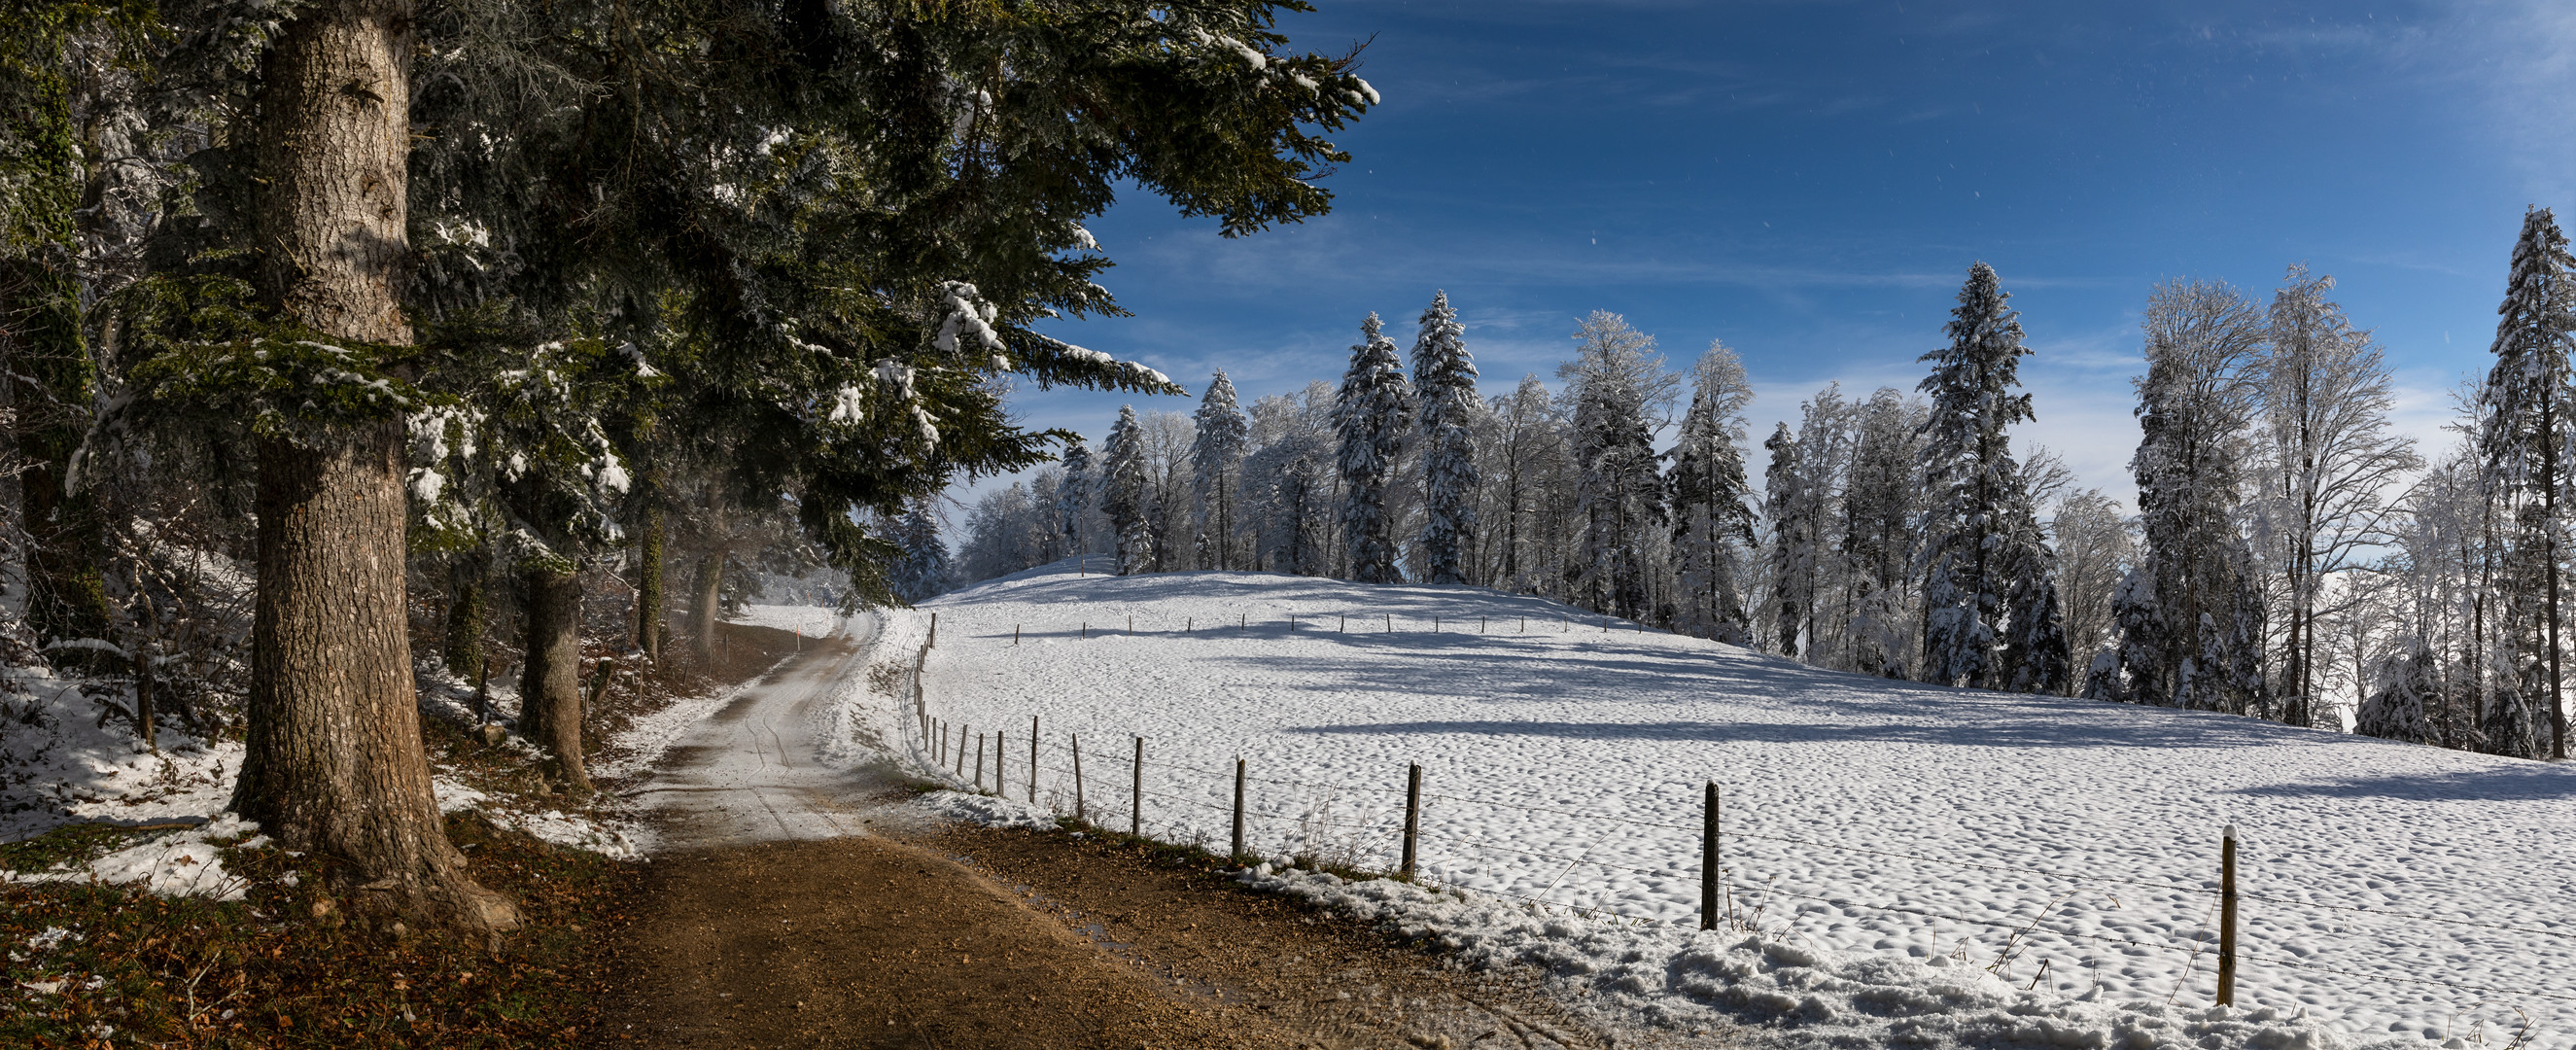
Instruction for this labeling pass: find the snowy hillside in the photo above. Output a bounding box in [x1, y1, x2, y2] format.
[906, 561, 2576, 1048]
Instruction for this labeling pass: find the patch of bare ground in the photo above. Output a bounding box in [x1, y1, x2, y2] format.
[598, 819, 1651, 1050]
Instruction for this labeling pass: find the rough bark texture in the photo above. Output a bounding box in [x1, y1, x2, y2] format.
[693, 551, 725, 658]
[238, 426, 520, 932]
[517, 565, 591, 792]
[231, 0, 517, 935]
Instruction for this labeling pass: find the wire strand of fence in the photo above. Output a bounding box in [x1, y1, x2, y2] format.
[1413, 875, 1672, 924]
[1014, 762, 1404, 840]
[1720, 828, 2219, 897]
[2238, 953, 2576, 1006]
[1733, 882, 2207, 962]
[2231, 892, 2576, 943]
[1412, 828, 1688, 882]
[1418, 789, 1703, 832]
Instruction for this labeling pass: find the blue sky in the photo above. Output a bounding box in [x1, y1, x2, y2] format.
[959, 0, 2576, 516]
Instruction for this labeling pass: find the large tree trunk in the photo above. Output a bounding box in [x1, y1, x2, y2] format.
[230, 0, 516, 935]
[516, 565, 591, 792]
[692, 551, 725, 659]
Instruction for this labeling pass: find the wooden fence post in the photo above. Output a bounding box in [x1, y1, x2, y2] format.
[934, 718, 943, 765]
[1028, 716, 1039, 804]
[1014, 624, 1021, 646]
[928, 612, 938, 648]
[974, 733, 986, 790]
[994, 731, 1005, 794]
[1701, 781, 1721, 930]
[1131, 736, 1145, 837]
[2218, 824, 2238, 1006]
[1401, 763, 1422, 881]
[1128, 615, 1133, 636]
[957, 724, 969, 777]
[1232, 757, 1247, 864]
[1071, 735, 1086, 821]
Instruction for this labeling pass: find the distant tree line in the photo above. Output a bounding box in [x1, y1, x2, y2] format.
[959, 215, 2576, 762]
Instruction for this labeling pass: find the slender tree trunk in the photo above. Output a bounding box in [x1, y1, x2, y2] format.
[229, 0, 516, 934]
[443, 556, 485, 682]
[693, 551, 725, 658]
[517, 565, 591, 792]
[634, 492, 664, 661]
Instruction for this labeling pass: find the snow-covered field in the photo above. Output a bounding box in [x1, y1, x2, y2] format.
[904, 560, 2576, 1049]
[725, 602, 848, 642]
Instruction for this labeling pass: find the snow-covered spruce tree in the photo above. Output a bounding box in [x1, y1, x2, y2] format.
[1191, 370, 1251, 570]
[1335, 313, 1412, 583]
[1668, 341, 1758, 646]
[2119, 278, 2269, 712]
[1561, 312, 1674, 619]
[2476, 207, 2576, 759]
[1102, 405, 1156, 575]
[1916, 262, 2049, 689]
[887, 503, 952, 602]
[1398, 293, 1481, 583]
[2256, 264, 2419, 728]
[1058, 440, 1097, 560]
[1411, 291, 1481, 585]
[1995, 461, 2071, 694]
[1761, 422, 1810, 656]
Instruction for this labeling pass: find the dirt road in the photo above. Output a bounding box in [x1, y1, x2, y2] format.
[601, 618, 1627, 1050]
[627, 618, 891, 844]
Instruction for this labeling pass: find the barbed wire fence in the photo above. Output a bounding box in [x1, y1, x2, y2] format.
[890, 611, 2568, 1049]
